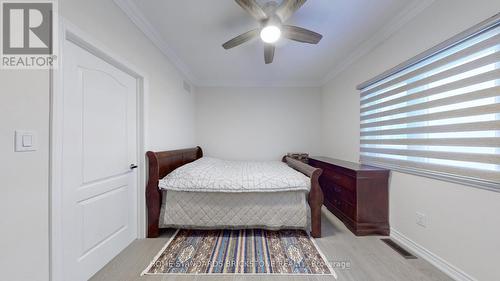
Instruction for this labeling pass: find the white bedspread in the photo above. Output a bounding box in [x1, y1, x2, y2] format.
[158, 157, 310, 193]
[160, 190, 309, 230]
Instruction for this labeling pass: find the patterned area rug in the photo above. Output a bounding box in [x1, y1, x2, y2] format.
[143, 229, 336, 276]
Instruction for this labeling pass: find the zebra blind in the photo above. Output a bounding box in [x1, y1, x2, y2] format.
[359, 19, 500, 190]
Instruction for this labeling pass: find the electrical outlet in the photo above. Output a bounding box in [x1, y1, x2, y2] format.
[416, 212, 426, 228]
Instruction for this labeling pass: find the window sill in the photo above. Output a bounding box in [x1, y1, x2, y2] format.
[361, 160, 500, 193]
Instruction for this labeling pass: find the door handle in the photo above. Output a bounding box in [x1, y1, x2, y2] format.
[130, 164, 138, 170]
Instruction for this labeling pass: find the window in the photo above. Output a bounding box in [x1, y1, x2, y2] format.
[357, 16, 500, 191]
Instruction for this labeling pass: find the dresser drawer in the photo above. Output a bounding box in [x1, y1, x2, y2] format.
[331, 184, 356, 204]
[341, 200, 356, 219]
[323, 169, 356, 191]
[332, 198, 356, 219]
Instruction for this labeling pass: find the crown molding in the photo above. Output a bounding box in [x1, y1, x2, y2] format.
[195, 79, 323, 88]
[320, 0, 436, 86]
[114, 0, 434, 88]
[113, 0, 198, 84]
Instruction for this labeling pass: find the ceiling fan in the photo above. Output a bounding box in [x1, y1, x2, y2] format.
[222, 0, 323, 64]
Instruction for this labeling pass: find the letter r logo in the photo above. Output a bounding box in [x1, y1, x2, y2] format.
[2, 2, 53, 54]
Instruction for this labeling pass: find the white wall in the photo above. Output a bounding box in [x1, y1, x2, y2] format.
[196, 87, 321, 160]
[0, 1, 197, 280]
[0, 71, 50, 281]
[320, 1, 500, 280]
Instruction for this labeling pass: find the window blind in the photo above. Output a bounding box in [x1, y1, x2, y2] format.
[358, 16, 500, 190]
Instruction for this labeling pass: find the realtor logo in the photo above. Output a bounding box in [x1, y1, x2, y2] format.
[1, 0, 58, 69]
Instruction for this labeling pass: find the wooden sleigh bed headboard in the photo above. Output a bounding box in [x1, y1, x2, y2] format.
[145, 147, 323, 238]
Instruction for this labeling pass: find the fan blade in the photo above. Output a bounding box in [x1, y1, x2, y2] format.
[235, 0, 268, 21]
[264, 44, 275, 64]
[222, 29, 259, 49]
[282, 25, 322, 44]
[275, 0, 307, 22]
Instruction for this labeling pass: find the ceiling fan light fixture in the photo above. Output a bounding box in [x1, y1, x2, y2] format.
[223, 0, 322, 64]
[260, 25, 281, 43]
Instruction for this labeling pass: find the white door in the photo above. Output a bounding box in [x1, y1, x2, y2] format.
[61, 40, 138, 281]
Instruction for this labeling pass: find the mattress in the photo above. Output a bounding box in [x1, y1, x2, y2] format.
[160, 190, 310, 230]
[158, 157, 310, 193]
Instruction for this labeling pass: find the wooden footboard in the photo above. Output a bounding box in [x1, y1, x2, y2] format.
[283, 157, 324, 238]
[145, 147, 323, 238]
[145, 147, 203, 238]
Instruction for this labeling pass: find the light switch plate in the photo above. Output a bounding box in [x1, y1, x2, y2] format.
[15, 130, 37, 152]
[22, 135, 33, 147]
[416, 212, 427, 228]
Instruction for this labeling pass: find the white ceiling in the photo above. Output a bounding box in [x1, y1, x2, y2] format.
[117, 0, 430, 87]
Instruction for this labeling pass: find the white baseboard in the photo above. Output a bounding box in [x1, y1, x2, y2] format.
[390, 228, 476, 281]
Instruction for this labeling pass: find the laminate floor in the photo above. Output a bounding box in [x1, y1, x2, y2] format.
[90, 210, 453, 281]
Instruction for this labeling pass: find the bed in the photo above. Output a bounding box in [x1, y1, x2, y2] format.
[146, 147, 324, 238]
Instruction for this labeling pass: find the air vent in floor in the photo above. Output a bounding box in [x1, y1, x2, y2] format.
[381, 238, 417, 259]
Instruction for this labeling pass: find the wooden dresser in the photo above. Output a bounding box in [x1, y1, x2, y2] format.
[308, 157, 390, 236]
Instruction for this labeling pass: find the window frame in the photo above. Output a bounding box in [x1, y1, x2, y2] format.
[357, 14, 500, 192]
